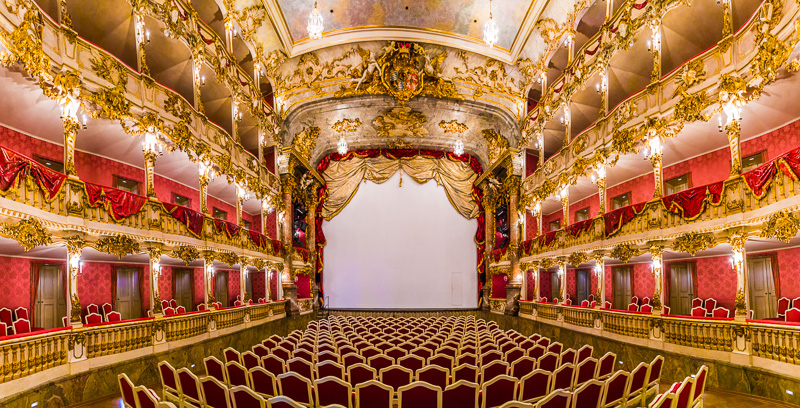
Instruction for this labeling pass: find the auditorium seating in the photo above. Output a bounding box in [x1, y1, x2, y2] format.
[139, 315, 672, 408]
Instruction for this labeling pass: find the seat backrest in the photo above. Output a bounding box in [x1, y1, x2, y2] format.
[518, 369, 551, 402]
[15, 307, 28, 320]
[85, 313, 102, 325]
[231, 385, 266, 408]
[575, 358, 598, 386]
[355, 379, 393, 408]
[692, 365, 708, 403]
[712, 307, 729, 318]
[577, 345, 593, 363]
[416, 364, 449, 390]
[314, 376, 352, 408]
[398, 381, 441, 408]
[224, 348, 241, 364]
[597, 352, 616, 378]
[640, 304, 653, 313]
[691, 298, 704, 308]
[398, 354, 425, 373]
[453, 363, 478, 383]
[204, 356, 228, 384]
[779, 297, 791, 315]
[177, 368, 202, 402]
[650, 391, 676, 408]
[481, 360, 509, 383]
[675, 377, 696, 408]
[201, 376, 231, 408]
[787, 308, 800, 322]
[481, 375, 518, 408]
[442, 380, 479, 408]
[573, 379, 604, 408]
[602, 370, 630, 405]
[12, 318, 30, 334]
[538, 352, 560, 372]
[536, 388, 571, 408]
[118, 373, 137, 408]
[510, 357, 535, 379]
[158, 361, 179, 393]
[87, 304, 99, 315]
[133, 386, 159, 408]
[379, 365, 413, 391]
[704, 299, 716, 315]
[226, 361, 249, 387]
[553, 363, 575, 390]
[287, 357, 314, 380]
[648, 356, 664, 385]
[316, 360, 345, 379]
[691, 307, 706, 317]
[629, 362, 650, 394]
[277, 372, 313, 405]
[560, 349, 576, 366]
[101, 303, 112, 315]
[348, 363, 377, 387]
[628, 303, 639, 312]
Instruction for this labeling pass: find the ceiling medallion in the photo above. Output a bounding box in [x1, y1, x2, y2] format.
[335, 41, 460, 105]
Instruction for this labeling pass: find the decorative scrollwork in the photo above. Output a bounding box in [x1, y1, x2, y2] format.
[173, 245, 200, 265]
[761, 211, 800, 243]
[567, 252, 589, 267]
[610, 243, 640, 263]
[95, 235, 140, 259]
[672, 232, 716, 255]
[0, 217, 52, 251]
[217, 251, 240, 267]
[292, 126, 320, 162]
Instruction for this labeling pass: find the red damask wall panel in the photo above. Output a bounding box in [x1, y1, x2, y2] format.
[525, 269, 535, 300]
[75, 151, 145, 187]
[159, 266, 174, 301]
[491, 274, 507, 298]
[266, 212, 278, 238]
[607, 173, 654, 206]
[694, 256, 737, 311]
[525, 212, 538, 240]
[296, 274, 312, 298]
[193, 268, 205, 307]
[250, 214, 262, 233]
[251, 271, 266, 300]
[632, 263, 654, 300]
[591, 269, 598, 300]
[226, 270, 241, 305]
[539, 270, 552, 300]
[77, 262, 113, 312]
[742, 118, 800, 161]
[208, 196, 237, 222]
[155, 176, 199, 211]
[541, 211, 561, 231]
[270, 269, 278, 300]
[0, 127, 63, 161]
[663, 146, 730, 187]
[0, 256, 32, 310]
[569, 194, 600, 222]
[566, 268, 577, 299]
[776, 247, 800, 298]
[604, 266, 613, 304]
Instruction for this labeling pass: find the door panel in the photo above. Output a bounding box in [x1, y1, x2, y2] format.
[36, 265, 64, 329]
[748, 257, 776, 319]
[216, 272, 228, 307]
[174, 269, 193, 310]
[669, 263, 693, 316]
[576, 270, 589, 304]
[116, 268, 141, 320]
[614, 267, 632, 310]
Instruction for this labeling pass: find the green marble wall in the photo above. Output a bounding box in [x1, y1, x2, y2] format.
[2, 314, 316, 408]
[482, 312, 800, 406]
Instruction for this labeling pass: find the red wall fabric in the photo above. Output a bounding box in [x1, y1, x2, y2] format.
[193, 269, 205, 307]
[525, 269, 535, 300]
[775, 247, 800, 298]
[263, 146, 275, 174]
[75, 151, 145, 188]
[694, 256, 737, 311]
[0, 256, 33, 310]
[742, 118, 800, 161]
[266, 211, 278, 239]
[159, 266, 174, 301]
[156, 175, 199, 211]
[208, 196, 236, 222]
[0, 127, 64, 163]
[569, 194, 600, 224]
[491, 274, 507, 298]
[296, 274, 311, 298]
[77, 262, 150, 316]
[225, 269, 241, 305]
[269, 269, 279, 300]
[251, 271, 266, 300]
[525, 212, 538, 240]
[604, 266, 613, 304]
[525, 151, 539, 177]
[539, 270, 552, 300]
[663, 147, 731, 188]
[541, 211, 562, 231]
[632, 263, 654, 300]
[607, 173, 655, 206]
[566, 268, 577, 299]
[250, 214, 263, 233]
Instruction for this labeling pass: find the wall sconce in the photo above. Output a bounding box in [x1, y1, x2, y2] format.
[194, 63, 206, 87]
[236, 184, 250, 200]
[142, 131, 164, 155]
[530, 201, 541, 216]
[642, 135, 662, 159]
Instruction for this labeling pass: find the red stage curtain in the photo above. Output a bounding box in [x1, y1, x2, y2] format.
[743, 161, 778, 198]
[604, 203, 647, 237]
[85, 182, 147, 221]
[565, 219, 593, 237]
[30, 261, 41, 327]
[0, 146, 29, 193]
[214, 219, 241, 239]
[661, 181, 724, 220]
[163, 203, 205, 237]
[28, 161, 67, 201]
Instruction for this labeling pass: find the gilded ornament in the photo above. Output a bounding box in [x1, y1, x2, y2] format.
[438, 120, 468, 134]
[673, 60, 706, 97]
[761, 211, 800, 243]
[95, 235, 140, 259]
[90, 54, 128, 90]
[0, 218, 52, 251]
[612, 127, 640, 155]
[201, 250, 217, 263]
[173, 245, 200, 265]
[373, 107, 427, 138]
[540, 258, 555, 269]
[452, 52, 522, 98]
[217, 251, 239, 266]
[331, 118, 362, 133]
[3, 7, 48, 76]
[387, 139, 413, 149]
[568, 252, 589, 267]
[482, 129, 509, 163]
[164, 94, 193, 123]
[279, 48, 359, 93]
[674, 91, 711, 123]
[292, 126, 320, 162]
[252, 258, 266, 270]
[70, 294, 81, 323]
[672, 232, 716, 255]
[751, 32, 790, 83]
[610, 243, 640, 263]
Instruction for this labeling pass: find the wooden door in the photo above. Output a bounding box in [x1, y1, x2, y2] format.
[550, 271, 559, 300]
[576, 270, 590, 305]
[748, 257, 776, 319]
[613, 267, 632, 310]
[216, 271, 229, 307]
[116, 268, 141, 320]
[174, 269, 193, 310]
[245, 271, 253, 302]
[35, 265, 65, 329]
[669, 263, 694, 316]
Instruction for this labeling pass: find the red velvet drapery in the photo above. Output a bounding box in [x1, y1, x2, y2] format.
[163, 203, 205, 237]
[661, 181, 724, 220]
[0, 146, 66, 200]
[85, 182, 147, 221]
[743, 161, 778, 198]
[213, 218, 241, 239]
[604, 203, 646, 237]
[565, 219, 593, 237]
[315, 149, 485, 296]
[539, 230, 558, 247]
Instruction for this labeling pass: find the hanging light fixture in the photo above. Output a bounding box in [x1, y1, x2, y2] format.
[483, 0, 499, 48]
[453, 138, 465, 155]
[337, 134, 348, 155]
[307, 1, 324, 40]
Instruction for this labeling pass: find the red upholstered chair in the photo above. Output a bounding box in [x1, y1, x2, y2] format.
[411, 347, 433, 360]
[627, 303, 639, 312]
[367, 354, 394, 373]
[226, 361, 250, 387]
[576, 345, 593, 364]
[479, 350, 501, 367]
[457, 352, 478, 367]
[642, 297, 651, 306]
[481, 360, 509, 383]
[528, 345, 546, 360]
[170, 299, 178, 309]
[631, 296, 639, 305]
[538, 352, 560, 373]
[157, 361, 180, 404]
[481, 375, 517, 408]
[640, 304, 653, 313]
[536, 388, 571, 408]
[12, 318, 31, 335]
[603, 301, 612, 309]
[287, 357, 314, 381]
[540, 297, 548, 302]
[266, 396, 304, 408]
[443, 380, 479, 408]
[272, 346, 292, 362]
[601, 370, 630, 408]
[663, 305, 671, 315]
[343, 352, 366, 370]
[591, 301, 597, 308]
[177, 368, 204, 408]
[518, 369, 551, 403]
[649, 390, 676, 408]
[386, 346, 407, 361]
[315, 360, 345, 380]
[14, 307, 28, 321]
[361, 346, 381, 359]
[106, 311, 122, 322]
[691, 298, 704, 309]
[397, 354, 425, 373]
[317, 350, 339, 364]
[118, 373, 137, 408]
[355, 379, 393, 408]
[626, 362, 651, 406]
[691, 307, 706, 317]
[560, 348, 576, 367]
[164, 307, 176, 316]
[176, 306, 186, 314]
[597, 352, 616, 380]
[197, 304, 207, 312]
[348, 363, 376, 387]
[0, 308, 13, 335]
[675, 377, 697, 408]
[712, 307, 730, 318]
[379, 365, 413, 392]
[581, 300, 590, 307]
[505, 347, 525, 364]
[510, 356, 535, 379]
[277, 372, 314, 406]
[690, 365, 709, 408]
[100, 303, 112, 318]
[224, 348, 242, 364]
[161, 300, 170, 310]
[704, 299, 717, 317]
[85, 313, 102, 325]
[553, 363, 575, 391]
[204, 356, 228, 384]
[293, 349, 314, 363]
[230, 385, 266, 408]
[453, 363, 478, 383]
[574, 357, 598, 387]
[647, 355, 665, 398]
[87, 304, 100, 315]
[315, 376, 352, 408]
[547, 342, 563, 356]
[416, 364, 449, 390]
[261, 355, 285, 378]
[398, 381, 441, 408]
[779, 297, 791, 317]
[571, 379, 604, 408]
[133, 386, 160, 408]
[240, 351, 260, 370]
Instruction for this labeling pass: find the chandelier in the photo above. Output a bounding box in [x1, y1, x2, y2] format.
[337, 135, 348, 155]
[453, 138, 464, 156]
[483, 0, 499, 48]
[307, 1, 324, 40]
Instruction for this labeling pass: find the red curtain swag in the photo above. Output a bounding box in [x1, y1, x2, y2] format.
[248, 229, 268, 248]
[0, 146, 66, 201]
[213, 218, 241, 239]
[661, 181, 724, 220]
[521, 239, 534, 256]
[162, 202, 205, 237]
[491, 246, 508, 263]
[743, 160, 778, 198]
[603, 202, 647, 237]
[315, 149, 485, 295]
[539, 230, 559, 247]
[271, 239, 284, 256]
[565, 219, 593, 237]
[294, 247, 311, 263]
[85, 182, 147, 221]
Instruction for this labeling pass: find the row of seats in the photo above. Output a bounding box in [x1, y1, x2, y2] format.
[649, 365, 708, 408]
[0, 307, 29, 335]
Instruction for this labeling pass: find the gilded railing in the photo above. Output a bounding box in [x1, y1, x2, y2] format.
[82, 318, 154, 358]
[602, 310, 651, 339]
[163, 312, 211, 342]
[562, 307, 596, 329]
[519, 301, 534, 316]
[536, 303, 560, 322]
[0, 329, 70, 384]
[248, 302, 273, 321]
[749, 322, 800, 364]
[662, 316, 734, 352]
[215, 307, 247, 330]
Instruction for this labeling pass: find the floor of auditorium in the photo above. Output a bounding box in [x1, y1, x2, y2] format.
[69, 382, 794, 407]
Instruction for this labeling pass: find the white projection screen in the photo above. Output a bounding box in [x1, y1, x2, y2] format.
[323, 171, 478, 309]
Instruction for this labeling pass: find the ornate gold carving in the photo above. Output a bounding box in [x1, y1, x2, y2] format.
[610, 243, 640, 263]
[673, 60, 706, 97]
[612, 127, 640, 155]
[164, 94, 193, 123]
[568, 252, 589, 267]
[292, 126, 320, 162]
[452, 53, 522, 98]
[0, 218, 52, 251]
[335, 41, 460, 104]
[751, 32, 790, 84]
[761, 211, 800, 243]
[727, 229, 749, 253]
[70, 294, 81, 323]
[373, 107, 427, 138]
[438, 120, 468, 134]
[279, 49, 359, 94]
[95, 235, 140, 259]
[482, 129, 509, 163]
[388, 139, 413, 149]
[672, 232, 716, 255]
[173, 245, 200, 265]
[331, 118, 362, 133]
[674, 91, 711, 123]
[217, 251, 240, 267]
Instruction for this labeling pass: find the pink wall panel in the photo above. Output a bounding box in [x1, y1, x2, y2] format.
[491, 274, 507, 298]
[632, 263, 654, 300]
[227, 270, 241, 305]
[525, 212, 538, 240]
[776, 247, 800, 298]
[569, 194, 600, 223]
[155, 176, 199, 211]
[525, 269, 535, 300]
[607, 173, 654, 206]
[741, 118, 800, 161]
[541, 211, 562, 231]
[266, 212, 278, 238]
[0, 256, 32, 310]
[0, 127, 63, 161]
[663, 147, 730, 188]
[566, 268, 577, 299]
[539, 270, 552, 300]
[250, 214, 262, 233]
[694, 256, 737, 311]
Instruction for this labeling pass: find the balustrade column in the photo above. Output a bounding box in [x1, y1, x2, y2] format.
[66, 240, 83, 326]
[147, 247, 163, 317]
[63, 116, 79, 178]
[726, 118, 743, 175]
[239, 260, 248, 303]
[203, 252, 215, 309]
[143, 148, 157, 199]
[557, 259, 567, 303]
[731, 233, 750, 321]
[593, 253, 604, 309]
[650, 245, 665, 314]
